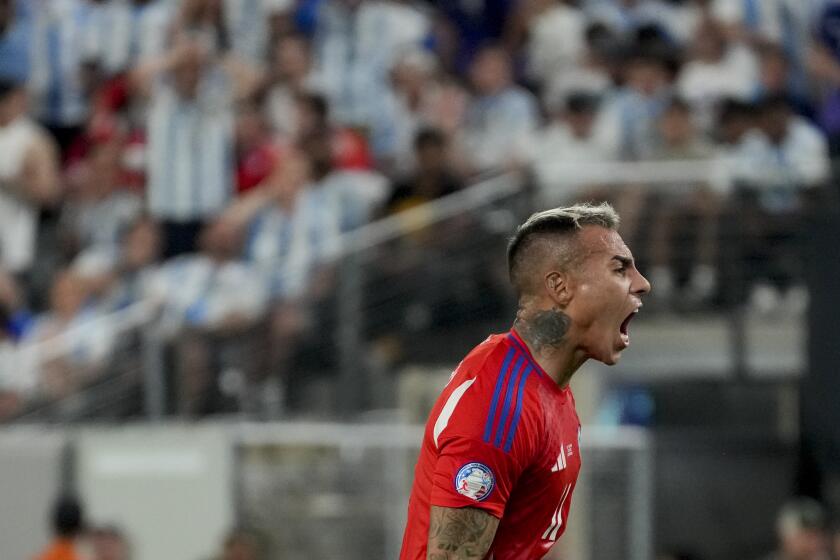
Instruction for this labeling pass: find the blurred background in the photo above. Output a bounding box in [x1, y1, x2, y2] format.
[0, 0, 839, 559]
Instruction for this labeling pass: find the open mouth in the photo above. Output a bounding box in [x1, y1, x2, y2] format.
[619, 309, 639, 345]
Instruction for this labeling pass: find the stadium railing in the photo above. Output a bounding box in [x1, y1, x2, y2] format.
[1, 158, 832, 422]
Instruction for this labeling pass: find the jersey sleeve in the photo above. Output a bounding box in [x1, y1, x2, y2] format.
[429, 431, 526, 518]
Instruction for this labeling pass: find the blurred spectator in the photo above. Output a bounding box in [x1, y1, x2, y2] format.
[529, 91, 619, 198]
[645, 98, 720, 306]
[34, 496, 88, 560]
[84, 0, 173, 79]
[759, 497, 831, 560]
[541, 21, 617, 110]
[384, 127, 462, 216]
[651, 97, 713, 159]
[146, 219, 267, 415]
[735, 95, 829, 196]
[90, 525, 129, 560]
[311, 0, 430, 157]
[29, 0, 100, 153]
[517, 0, 586, 87]
[60, 131, 143, 255]
[223, 0, 293, 64]
[754, 43, 815, 121]
[264, 32, 320, 139]
[0, 78, 61, 276]
[26, 270, 115, 399]
[0, 0, 32, 84]
[72, 215, 162, 312]
[677, 16, 759, 128]
[583, 0, 675, 40]
[714, 97, 756, 148]
[234, 98, 277, 195]
[307, 133, 387, 231]
[458, 44, 539, 174]
[603, 49, 673, 159]
[428, 0, 515, 72]
[223, 146, 340, 413]
[133, 35, 262, 257]
[292, 91, 375, 172]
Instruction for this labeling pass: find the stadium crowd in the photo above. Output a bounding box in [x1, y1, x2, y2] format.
[0, 0, 837, 418]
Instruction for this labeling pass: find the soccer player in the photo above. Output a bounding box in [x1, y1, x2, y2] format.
[400, 203, 651, 559]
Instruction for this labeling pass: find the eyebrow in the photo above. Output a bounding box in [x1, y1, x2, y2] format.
[611, 256, 633, 268]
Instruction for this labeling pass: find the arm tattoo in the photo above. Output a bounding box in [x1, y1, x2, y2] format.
[427, 506, 500, 559]
[515, 307, 570, 353]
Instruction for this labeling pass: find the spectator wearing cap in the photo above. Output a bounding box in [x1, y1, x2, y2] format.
[0, 78, 61, 278]
[758, 497, 831, 560]
[131, 35, 263, 257]
[34, 496, 88, 560]
[457, 44, 539, 174]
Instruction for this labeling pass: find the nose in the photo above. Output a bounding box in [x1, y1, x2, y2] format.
[632, 269, 652, 297]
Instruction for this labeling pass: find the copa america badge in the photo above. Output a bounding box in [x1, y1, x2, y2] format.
[454, 462, 495, 501]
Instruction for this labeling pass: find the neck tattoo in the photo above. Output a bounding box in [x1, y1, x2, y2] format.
[515, 307, 570, 354]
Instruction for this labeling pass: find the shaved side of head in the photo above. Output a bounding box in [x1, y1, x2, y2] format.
[507, 202, 620, 298]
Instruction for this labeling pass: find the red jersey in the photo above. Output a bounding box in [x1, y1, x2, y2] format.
[400, 329, 582, 560]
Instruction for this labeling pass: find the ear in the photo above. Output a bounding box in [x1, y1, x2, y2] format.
[544, 270, 572, 307]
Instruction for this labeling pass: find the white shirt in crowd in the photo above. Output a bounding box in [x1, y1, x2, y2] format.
[146, 69, 234, 222]
[460, 87, 540, 172]
[677, 45, 759, 125]
[147, 255, 269, 338]
[728, 117, 830, 192]
[527, 119, 621, 201]
[526, 3, 586, 85]
[84, 0, 173, 76]
[0, 117, 43, 273]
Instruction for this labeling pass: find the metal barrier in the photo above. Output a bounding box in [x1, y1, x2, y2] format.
[3, 159, 833, 421]
[0, 422, 652, 560]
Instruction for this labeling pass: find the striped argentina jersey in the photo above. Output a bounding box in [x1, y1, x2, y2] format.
[243, 185, 342, 299]
[400, 329, 582, 560]
[29, 0, 94, 126]
[146, 68, 234, 222]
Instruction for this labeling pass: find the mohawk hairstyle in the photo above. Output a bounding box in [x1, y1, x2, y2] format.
[507, 202, 620, 294]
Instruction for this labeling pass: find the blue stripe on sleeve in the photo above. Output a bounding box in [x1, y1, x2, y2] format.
[494, 355, 525, 448]
[503, 365, 534, 453]
[483, 347, 516, 443]
[507, 334, 544, 377]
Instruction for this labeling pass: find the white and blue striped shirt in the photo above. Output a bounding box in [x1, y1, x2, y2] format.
[313, 0, 430, 156]
[146, 68, 235, 222]
[84, 0, 173, 76]
[243, 186, 342, 299]
[29, 0, 94, 126]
